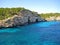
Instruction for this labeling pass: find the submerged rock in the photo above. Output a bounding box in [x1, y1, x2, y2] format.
[0, 10, 46, 28]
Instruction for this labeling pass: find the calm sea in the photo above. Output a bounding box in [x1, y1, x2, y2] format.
[0, 21, 60, 45]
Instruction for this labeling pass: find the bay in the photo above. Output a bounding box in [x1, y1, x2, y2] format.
[0, 21, 60, 45]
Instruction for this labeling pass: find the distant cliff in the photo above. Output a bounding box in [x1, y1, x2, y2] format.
[40, 13, 60, 21]
[0, 9, 46, 28]
[45, 16, 60, 21]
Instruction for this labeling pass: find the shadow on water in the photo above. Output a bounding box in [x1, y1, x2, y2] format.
[0, 21, 60, 45]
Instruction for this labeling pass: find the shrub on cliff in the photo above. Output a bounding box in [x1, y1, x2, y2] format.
[0, 7, 26, 20]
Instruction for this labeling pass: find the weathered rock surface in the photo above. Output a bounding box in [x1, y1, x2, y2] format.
[0, 10, 45, 28]
[45, 16, 60, 21]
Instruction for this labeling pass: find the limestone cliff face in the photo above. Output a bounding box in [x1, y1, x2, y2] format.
[45, 16, 60, 21]
[0, 10, 45, 28]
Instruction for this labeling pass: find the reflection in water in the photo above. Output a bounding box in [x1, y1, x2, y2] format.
[0, 21, 60, 45]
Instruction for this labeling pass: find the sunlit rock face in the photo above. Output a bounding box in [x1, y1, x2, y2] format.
[56, 16, 60, 21]
[45, 16, 60, 21]
[0, 10, 45, 28]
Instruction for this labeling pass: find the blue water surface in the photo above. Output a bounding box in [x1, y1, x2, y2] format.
[0, 21, 60, 45]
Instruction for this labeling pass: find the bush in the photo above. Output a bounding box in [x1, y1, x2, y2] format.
[0, 7, 26, 20]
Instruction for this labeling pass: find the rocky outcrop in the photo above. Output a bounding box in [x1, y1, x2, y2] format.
[56, 16, 60, 21]
[46, 16, 60, 21]
[0, 10, 45, 28]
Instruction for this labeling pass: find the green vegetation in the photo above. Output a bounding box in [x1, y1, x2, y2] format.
[39, 13, 60, 19]
[0, 7, 60, 20]
[0, 7, 26, 20]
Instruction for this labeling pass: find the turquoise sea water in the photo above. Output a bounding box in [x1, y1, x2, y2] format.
[0, 21, 60, 45]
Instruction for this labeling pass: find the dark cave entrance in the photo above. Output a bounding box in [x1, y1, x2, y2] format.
[36, 19, 38, 22]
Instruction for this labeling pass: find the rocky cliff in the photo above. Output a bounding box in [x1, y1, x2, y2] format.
[45, 16, 60, 21]
[0, 10, 45, 28]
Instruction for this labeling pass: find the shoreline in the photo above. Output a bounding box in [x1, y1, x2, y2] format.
[1, 20, 60, 29]
[0, 20, 46, 29]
